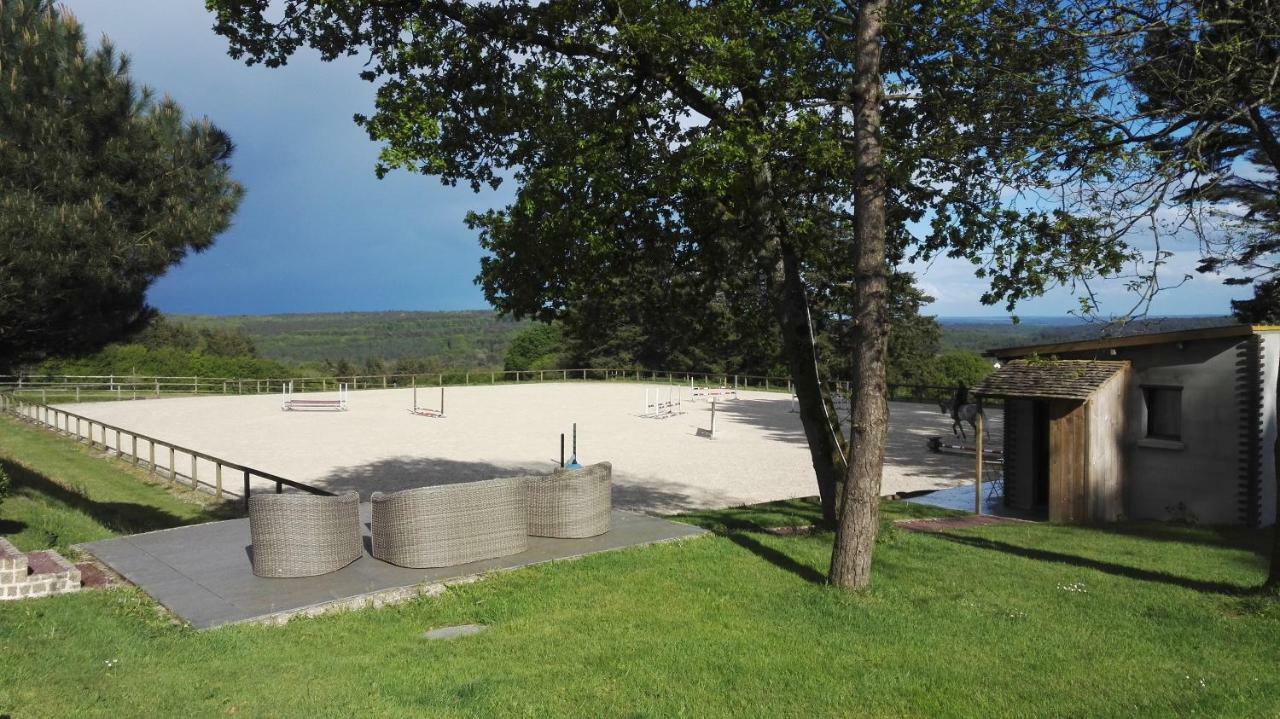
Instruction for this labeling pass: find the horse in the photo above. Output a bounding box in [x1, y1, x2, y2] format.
[937, 397, 988, 441]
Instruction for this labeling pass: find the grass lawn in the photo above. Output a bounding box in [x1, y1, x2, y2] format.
[0, 414, 235, 552]
[1, 413, 1279, 717]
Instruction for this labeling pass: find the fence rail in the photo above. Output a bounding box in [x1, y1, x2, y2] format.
[0, 369, 980, 406]
[0, 394, 332, 511]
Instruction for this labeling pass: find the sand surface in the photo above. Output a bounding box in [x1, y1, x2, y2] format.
[55, 382, 1002, 513]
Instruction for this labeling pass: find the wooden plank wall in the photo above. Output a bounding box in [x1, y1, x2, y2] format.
[1048, 399, 1088, 523]
[1086, 369, 1128, 521]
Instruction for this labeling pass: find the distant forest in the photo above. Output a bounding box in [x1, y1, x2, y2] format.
[26, 311, 1237, 380]
[174, 311, 533, 368]
[938, 315, 1233, 353]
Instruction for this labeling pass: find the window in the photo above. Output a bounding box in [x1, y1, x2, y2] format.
[1143, 386, 1182, 440]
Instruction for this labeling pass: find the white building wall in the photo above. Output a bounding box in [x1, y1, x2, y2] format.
[1258, 332, 1280, 526]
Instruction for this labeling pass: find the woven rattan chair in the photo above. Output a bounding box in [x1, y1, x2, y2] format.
[248, 492, 363, 578]
[528, 461, 612, 538]
[370, 476, 529, 568]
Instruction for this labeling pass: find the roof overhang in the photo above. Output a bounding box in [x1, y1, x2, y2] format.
[986, 324, 1280, 359]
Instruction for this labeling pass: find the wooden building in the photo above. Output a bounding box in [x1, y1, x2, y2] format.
[973, 360, 1128, 523]
[978, 325, 1280, 527]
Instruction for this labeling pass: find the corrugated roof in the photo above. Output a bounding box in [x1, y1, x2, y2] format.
[972, 359, 1128, 400]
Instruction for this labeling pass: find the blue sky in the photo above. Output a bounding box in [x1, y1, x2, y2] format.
[67, 1, 1252, 319]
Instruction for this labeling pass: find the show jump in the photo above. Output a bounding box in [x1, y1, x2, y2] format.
[281, 381, 349, 411]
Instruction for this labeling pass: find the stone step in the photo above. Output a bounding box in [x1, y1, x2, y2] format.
[0, 538, 84, 600]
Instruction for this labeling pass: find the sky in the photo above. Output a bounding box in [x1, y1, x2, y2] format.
[66, 1, 1254, 319]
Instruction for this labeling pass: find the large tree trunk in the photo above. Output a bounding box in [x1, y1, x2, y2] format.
[752, 162, 845, 523]
[774, 242, 846, 524]
[829, 0, 891, 590]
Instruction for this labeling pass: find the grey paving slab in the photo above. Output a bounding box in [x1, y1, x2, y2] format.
[83, 507, 706, 629]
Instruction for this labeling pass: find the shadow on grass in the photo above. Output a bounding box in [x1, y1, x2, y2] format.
[0, 519, 26, 535]
[674, 497, 830, 533]
[1090, 522, 1272, 559]
[722, 532, 828, 585]
[930, 530, 1256, 595]
[0, 457, 237, 536]
[671, 499, 831, 585]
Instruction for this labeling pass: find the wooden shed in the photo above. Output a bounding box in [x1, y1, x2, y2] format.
[973, 360, 1130, 523]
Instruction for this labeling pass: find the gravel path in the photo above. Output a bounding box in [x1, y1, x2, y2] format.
[56, 382, 1001, 514]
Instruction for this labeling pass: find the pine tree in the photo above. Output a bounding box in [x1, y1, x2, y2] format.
[0, 1, 244, 370]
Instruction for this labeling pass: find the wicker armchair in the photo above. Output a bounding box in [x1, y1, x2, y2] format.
[528, 461, 612, 538]
[370, 476, 529, 568]
[248, 492, 363, 578]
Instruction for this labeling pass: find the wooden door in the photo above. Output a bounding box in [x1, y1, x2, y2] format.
[1048, 399, 1088, 523]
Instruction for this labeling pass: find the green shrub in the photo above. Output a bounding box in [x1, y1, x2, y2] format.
[504, 323, 565, 372]
[0, 466, 10, 507]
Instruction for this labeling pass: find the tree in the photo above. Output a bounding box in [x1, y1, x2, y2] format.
[0, 1, 243, 371]
[1231, 278, 1280, 324]
[210, 0, 1129, 589]
[504, 324, 565, 372]
[1066, 0, 1280, 591]
[924, 352, 995, 391]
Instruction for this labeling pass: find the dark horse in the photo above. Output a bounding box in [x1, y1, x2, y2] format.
[937, 397, 987, 441]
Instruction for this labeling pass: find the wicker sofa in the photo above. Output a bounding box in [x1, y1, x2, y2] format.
[248, 492, 363, 578]
[370, 476, 529, 568]
[528, 461, 612, 538]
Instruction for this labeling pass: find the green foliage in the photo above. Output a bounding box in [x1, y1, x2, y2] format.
[177, 311, 529, 368]
[0, 1, 243, 370]
[31, 316, 287, 378]
[1232, 279, 1280, 324]
[504, 324, 565, 372]
[34, 344, 289, 379]
[1074, 0, 1280, 290]
[0, 465, 9, 508]
[921, 352, 995, 390]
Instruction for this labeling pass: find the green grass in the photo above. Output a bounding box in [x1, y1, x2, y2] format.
[1, 417, 1278, 716]
[0, 414, 235, 552]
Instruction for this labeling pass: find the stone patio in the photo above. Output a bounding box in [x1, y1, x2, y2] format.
[83, 507, 706, 629]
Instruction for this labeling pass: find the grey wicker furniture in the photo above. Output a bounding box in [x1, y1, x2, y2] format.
[248, 492, 363, 578]
[370, 476, 529, 568]
[528, 461, 612, 538]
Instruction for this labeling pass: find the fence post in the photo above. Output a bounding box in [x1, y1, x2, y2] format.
[191, 454, 197, 488]
[132, 435, 139, 465]
[194, 377, 199, 394]
[243, 470, 251, 512]
[169, 447, 176, 485]
[115, 428, 121, 456]
[216, 463, 223, 499]
[149, 442, 156, 475]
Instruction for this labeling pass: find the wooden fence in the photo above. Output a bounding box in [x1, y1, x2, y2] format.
[0, 394, 331, 511]
[0, 369, 976, 406]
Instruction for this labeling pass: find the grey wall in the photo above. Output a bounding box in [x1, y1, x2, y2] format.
[1044, 335, 1266, 525]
